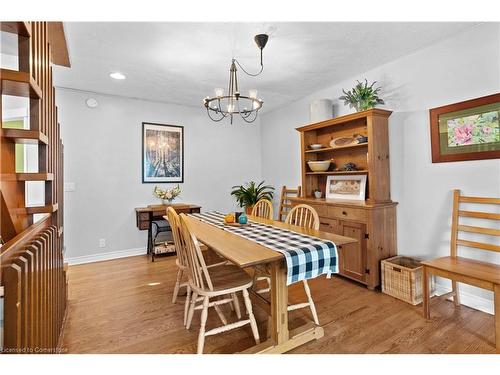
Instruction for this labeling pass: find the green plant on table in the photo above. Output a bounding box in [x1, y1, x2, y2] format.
[339, 79, 385, 112]
[230, 181, 274, 210]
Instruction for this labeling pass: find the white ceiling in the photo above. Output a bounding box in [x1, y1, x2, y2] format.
[53, 22, 476, 112]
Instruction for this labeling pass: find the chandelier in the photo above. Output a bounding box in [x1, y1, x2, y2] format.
[204, 34, 269, 124]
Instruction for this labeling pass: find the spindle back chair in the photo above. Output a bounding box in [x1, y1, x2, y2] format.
[285, 204, 320, 230]
[179, 214, 260, 353]
[251, 199, 274, 220]
[254, 203, 322, 327]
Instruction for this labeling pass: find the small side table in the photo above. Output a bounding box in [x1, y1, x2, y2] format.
[134, 204, 202, 261]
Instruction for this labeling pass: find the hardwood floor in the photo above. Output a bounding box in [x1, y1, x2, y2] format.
[61, 255, 496, 354]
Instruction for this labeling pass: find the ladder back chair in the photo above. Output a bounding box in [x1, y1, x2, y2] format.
[254, 203, 321, 326]
[421, 189, 500, 353]
[278, 185, 302, 222]
[167, 207, 189, 306]
[167, 207, 228, 327]
[179, 214, 260, 354]
[251, 199, 274, 220]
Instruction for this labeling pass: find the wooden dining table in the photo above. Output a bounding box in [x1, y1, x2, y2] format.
[181, 214, 357, 354]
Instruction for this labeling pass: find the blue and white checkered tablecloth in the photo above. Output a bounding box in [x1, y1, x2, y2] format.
[189, 212, 338, 285]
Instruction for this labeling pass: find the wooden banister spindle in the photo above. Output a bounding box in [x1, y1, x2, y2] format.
[3, 264, 22, 350]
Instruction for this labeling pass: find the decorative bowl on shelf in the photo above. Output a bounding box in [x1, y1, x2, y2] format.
[330, 136, 357, 148]
[309, 143, 323, 150]
[307, 160, 331, 172]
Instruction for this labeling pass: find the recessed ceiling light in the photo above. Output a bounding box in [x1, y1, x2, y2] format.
[109, 72, 126, 80]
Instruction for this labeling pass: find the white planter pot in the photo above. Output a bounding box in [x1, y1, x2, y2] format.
[310, 99, 333, 123]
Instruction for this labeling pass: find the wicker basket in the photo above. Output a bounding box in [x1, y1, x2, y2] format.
[381, 256, 433, 305]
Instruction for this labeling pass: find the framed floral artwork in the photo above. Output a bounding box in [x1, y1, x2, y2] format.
[142, 122, 184, 183]
[326, 174, 367, 201]
[430, 93, 500, 163]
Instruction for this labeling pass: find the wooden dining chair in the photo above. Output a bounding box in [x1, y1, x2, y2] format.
[251, 199, 274, 220]
[179, 214, 260, 354]
[167, 207, 228, 326]
[254, 204, 321, 326]
[421, 189, 500, 353]
[284, 204, 321, 325]
[251, 199, 274, 294]
[278, 185, 302, 222]
[285, 203, 320, 230]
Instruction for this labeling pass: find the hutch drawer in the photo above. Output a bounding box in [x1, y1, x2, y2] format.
[318, 217, 341, 233]
[327, 206, 367, 222]
[307, 203, 329, 217]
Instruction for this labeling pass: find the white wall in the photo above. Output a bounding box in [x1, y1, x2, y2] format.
[56, 89, 262, 261]
[260, 23, 500, 311]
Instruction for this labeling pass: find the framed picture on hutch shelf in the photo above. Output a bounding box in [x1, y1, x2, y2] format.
[325, 174, 367, 201]
[142, 122, 184, 183]
[430, 93, 500, 163]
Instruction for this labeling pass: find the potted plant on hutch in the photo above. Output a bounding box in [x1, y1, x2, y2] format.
[230, 181, 274, 214]
[339, 79, 384, 112]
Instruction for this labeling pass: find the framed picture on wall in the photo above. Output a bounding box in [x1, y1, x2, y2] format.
[325, 174, 367, 201]
[430, 93, 500, 163]
[142, 122, 184, 183]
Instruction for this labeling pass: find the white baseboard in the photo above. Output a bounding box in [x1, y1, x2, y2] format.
[66, 247, 146, 265]
[434, 283, 493, 315]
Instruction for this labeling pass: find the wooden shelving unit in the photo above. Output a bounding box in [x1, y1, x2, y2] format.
[25, 203, 59, 215]
[1, 173, 54, 181]
[16, 172, 54, 181]
[2, 128, 48, 144]
[0, 21, 31, 36]
[1, 21, 68, 354]
[1, 22, 64, 237]
[1, 68, 43, 98]
[293, 109, 398, 290]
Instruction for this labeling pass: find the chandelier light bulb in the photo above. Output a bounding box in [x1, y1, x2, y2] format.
[215, 88, 224, 97]
[227, 103, 235, 113]
[248, 89, 258, 99]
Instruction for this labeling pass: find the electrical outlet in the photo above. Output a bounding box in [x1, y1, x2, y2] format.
[99, 239, 106, 248]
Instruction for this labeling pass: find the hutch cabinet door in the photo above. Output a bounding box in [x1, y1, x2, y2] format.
[338, 221, 367, 283]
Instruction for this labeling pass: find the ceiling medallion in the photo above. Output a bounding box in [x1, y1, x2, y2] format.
[204, 34, 269, 124]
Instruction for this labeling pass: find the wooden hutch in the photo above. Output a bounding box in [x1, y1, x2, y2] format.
[291, 108, 397, 289]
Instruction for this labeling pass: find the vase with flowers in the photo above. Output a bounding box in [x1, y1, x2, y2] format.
[154, 185, 181, 205]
